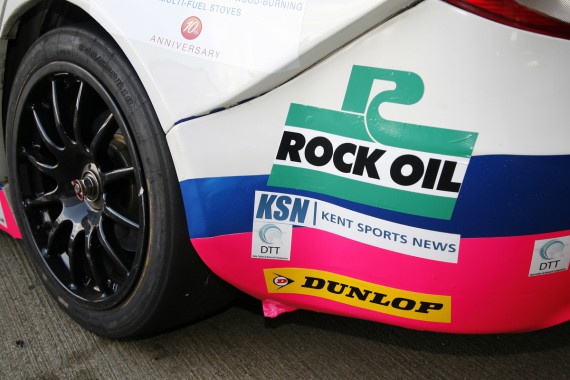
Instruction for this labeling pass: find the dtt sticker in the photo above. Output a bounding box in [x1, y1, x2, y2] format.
[252, 221, 293, 261]
[268, 66, 478, 220]
[529, 237, 570, 276]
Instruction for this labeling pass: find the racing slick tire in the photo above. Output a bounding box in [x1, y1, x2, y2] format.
[5, 25, 233, 338]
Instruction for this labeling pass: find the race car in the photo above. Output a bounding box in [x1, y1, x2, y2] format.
[0, 0, 568, 338]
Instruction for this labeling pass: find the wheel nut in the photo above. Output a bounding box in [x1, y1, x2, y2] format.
[71, 180, 85, 201]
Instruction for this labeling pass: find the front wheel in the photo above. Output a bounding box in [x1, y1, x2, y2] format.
[6, 25, 233, 338]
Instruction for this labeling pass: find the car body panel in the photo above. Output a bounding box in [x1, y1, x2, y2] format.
[167, 0, 570, 332]
[0, 0, 418, 132]
[0, 0, 569, 333]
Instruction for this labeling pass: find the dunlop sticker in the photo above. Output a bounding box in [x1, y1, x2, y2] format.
[265, 268, 451, 323]
[268, 66, 478, 220]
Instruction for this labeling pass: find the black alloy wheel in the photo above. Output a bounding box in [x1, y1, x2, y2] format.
[14, 63, 146, 309]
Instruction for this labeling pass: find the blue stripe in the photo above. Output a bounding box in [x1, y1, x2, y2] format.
[181, 155, 570, 239]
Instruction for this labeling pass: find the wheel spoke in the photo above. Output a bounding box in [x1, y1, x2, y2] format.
[103, 204, 139, 230]
[72, 80, 85, 148]
[24, 187, 60, 208]
[67, 230, 84, 287]
[97, 226, 129, 275]
[31, 105, 64, 156]
[51, 79, 73, 146]
[101, 167, 134, 185]
[21, 147, 57, 177]
[84, 228, 108, 294]
[90, 112, 115, 155]
[68, 254, 84, 289]
[45, 220, 61, 258]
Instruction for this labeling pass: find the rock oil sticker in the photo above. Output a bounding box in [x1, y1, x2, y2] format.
[252, 191, 461, 263]
[529, 236, 570, 276]
[264, 268, 451, 323]
[92, 0, 307, 72]
[268, 66, 478, 219]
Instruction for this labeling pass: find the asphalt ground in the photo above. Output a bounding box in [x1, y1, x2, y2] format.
[1, 232, 569, 380]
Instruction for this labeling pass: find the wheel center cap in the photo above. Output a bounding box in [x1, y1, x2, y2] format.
[72, 172, 100, 202]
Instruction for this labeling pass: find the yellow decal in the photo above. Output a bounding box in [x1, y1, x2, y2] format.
[265, 268, 451, 323]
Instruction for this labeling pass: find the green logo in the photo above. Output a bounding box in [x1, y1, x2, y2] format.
[268, 66, 478, 220]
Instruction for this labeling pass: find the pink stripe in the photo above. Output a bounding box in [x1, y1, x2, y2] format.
[191, 228, 570, 333]
[0, 190, 21, 239]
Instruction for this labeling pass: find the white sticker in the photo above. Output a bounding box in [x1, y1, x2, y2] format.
[0, 198, 6, 228]
[252, 191, 461, 263]
[252, 221, 292, 260]
[92, 0, 307, 72]
[529, 237, 570, 276]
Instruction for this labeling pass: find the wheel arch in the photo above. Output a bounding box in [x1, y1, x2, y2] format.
[0, 1, 173, 178]
[2, 1, 96, 133]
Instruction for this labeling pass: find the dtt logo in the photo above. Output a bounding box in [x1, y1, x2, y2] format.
[268, 66, 478, 220]
[538, 240, 567, 271]
[258, 224, 283, 255]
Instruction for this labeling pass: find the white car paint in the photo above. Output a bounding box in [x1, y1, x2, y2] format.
[0, 0, 419, 133]
[168, 0, 570, 182]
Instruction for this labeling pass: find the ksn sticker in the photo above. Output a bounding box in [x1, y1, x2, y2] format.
[268, 66, 478, 220]
[264, 268, 451, 323]
[251, 191, 461, 263]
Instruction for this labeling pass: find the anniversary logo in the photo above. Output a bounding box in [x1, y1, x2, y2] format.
[268, 66, 478, 219]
